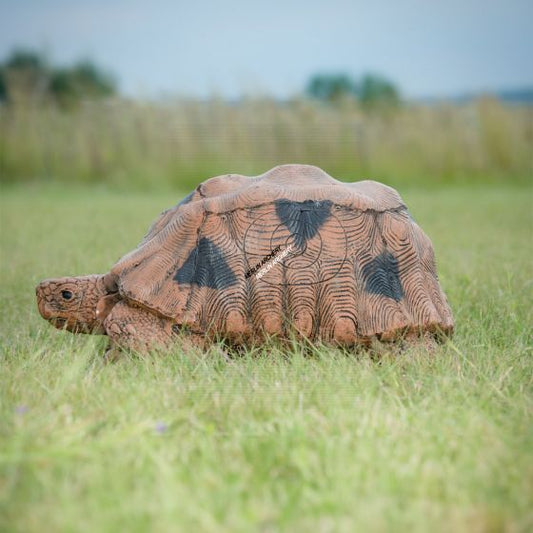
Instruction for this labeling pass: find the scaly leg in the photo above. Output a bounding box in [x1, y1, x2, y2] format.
[103, 301, 205, 358]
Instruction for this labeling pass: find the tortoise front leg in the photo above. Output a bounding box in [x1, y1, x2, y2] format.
[102, 301, 207, 360]
[103, 342, 124, 364]
[103, 301, 174, 355]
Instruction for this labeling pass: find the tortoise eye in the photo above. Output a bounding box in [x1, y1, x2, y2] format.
[61, 290, 73, 300]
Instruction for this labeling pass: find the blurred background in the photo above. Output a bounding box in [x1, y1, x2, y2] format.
[0, 0, 532, 191]
[2, 5, 533, 531]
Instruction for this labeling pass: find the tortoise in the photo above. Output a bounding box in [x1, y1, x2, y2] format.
[36, 164, 454, 356]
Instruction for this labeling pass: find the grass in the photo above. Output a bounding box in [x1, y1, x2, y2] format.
[0, 182, 532, 532]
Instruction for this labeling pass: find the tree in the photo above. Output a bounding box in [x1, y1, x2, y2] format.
[306, 72, 401, 109]
[50, 60, 116, 107]
[0, 48, 116, 107]
[1, 49, 50, 104]
[358, 74, 400, 109]
[0, 69, 6, 102]
[306, 73, 358, 103]
[5, 49, 47, 71]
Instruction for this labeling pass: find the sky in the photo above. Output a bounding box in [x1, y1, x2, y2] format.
[0, 0, 532, 99]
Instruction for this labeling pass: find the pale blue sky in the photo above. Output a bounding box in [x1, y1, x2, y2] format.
[0, 0, 531, 99]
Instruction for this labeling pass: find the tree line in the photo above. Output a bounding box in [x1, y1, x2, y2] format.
[0, 48, 401, 109]
[306, 73, 400, 108]
[0, 49, 116, 107]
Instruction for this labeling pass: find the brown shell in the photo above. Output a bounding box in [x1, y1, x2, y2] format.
[111, 164, 453, 344]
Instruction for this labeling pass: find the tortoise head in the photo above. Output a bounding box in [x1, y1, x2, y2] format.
[35, 274, 115, 334]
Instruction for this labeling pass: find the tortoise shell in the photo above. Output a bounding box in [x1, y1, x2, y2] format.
[110, 164, 453, 345]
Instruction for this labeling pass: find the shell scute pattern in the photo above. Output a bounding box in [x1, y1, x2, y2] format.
[111, 165, 453, 343]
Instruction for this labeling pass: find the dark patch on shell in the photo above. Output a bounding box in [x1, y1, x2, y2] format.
[274, 199, 332, 248]
[174, 237, 237, 289]
[361, 251, 404, 302]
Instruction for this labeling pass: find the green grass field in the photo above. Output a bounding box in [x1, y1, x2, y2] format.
[1, 183, 532, 532]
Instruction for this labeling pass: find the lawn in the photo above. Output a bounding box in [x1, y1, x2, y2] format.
[0, 183, 531, 532]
